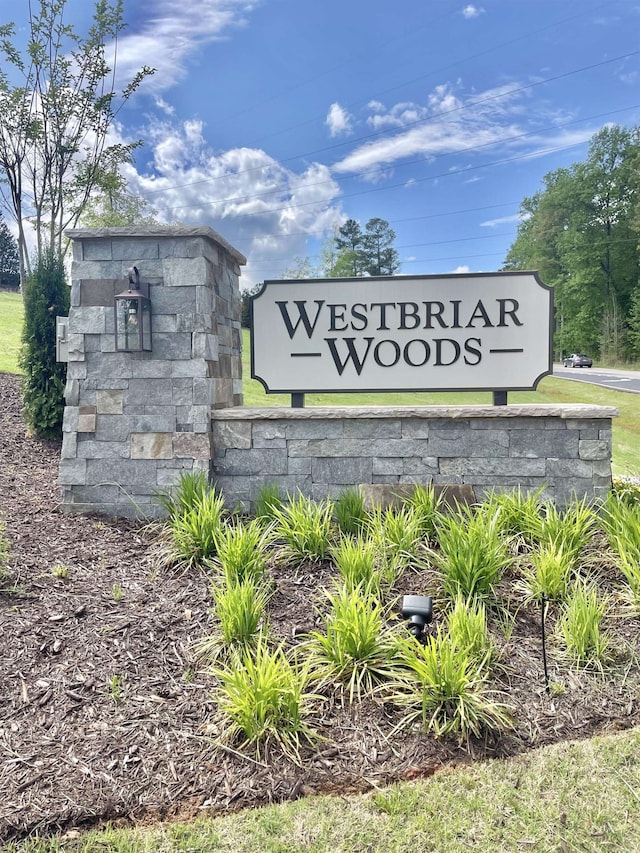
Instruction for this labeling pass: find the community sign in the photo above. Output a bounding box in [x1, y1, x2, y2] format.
[250, 271, 553, 394]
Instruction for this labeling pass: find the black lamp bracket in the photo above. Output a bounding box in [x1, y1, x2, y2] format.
[128, 266, 140, 289]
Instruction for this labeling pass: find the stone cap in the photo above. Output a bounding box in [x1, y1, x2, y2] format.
[65, 225, 247, 266]
[212, 404, 618, 420]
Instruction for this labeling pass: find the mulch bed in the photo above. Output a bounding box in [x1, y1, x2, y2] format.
[1, 370, 639, 844]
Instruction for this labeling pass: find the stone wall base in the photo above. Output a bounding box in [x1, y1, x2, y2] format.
[211, 404, 617, 513]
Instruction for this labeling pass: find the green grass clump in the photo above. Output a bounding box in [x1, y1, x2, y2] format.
[305, 584, 400, 701]
[431, 507, 513, 602]
[155, 470, 211, 519]
[557, 581, 610, 667]
[272, 493, 334, 565]
[527, 498, 597, 562]
[366, 503, 425, 584]
[482, 486, 546, 539]
[212, 641, 321, 762]
[446, 594, 494, 671]
[600, 494, 640, 607]
[405, 484, 445, 541]
[520, 540, 577, 603]
[331, 534, 382, 597]
[333, 487, 367, 535]
[391, 629, 513, 739]
[161, 487, 226, 570]
[212, 517, 271, 585]
[254, 482, 284, 522]
[200, 577, 271, 659]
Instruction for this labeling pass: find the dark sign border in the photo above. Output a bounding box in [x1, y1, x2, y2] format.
[249, 271, 553, 395]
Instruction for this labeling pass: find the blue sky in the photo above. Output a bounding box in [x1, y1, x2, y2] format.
[8, 0, 640, 289]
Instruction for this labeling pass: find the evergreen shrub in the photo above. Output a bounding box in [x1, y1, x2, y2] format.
[19, 249, 69, 438]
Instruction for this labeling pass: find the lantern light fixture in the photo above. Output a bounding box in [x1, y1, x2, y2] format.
[114, 266, 152, 352]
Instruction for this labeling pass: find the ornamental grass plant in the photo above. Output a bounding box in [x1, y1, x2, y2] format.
[199, 577, 271, 660]
[271, 493, 334, 565]
[212, 518, 271, 585]
[333, 487, 367, 535]
[481, 487, 546, 541]
[446, 594, 495, 671]
[430, 506, 513, 602]
[155, 470, 211, 520]
[391, 629, 513, 739]
[305, 584, 401, 701]
[405, 484, 444, 541]
[528, 498, 597, 563]
[519, 540, 577, 604]
[161, 488, 227, 570]
[211, 641, 321, 762]
[366, 503, 426, 585]
[330, 534, 382, 597]
[254, 482, 284, 523]
[600, 494, 640, 607]
[557, 581, 610, 668]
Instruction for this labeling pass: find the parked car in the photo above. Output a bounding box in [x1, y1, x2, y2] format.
[563, 353, 593, 368]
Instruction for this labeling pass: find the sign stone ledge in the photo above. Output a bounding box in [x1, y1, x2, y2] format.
[211, 404, 618, 421]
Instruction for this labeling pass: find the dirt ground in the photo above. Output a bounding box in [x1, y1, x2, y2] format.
[1, 370, 639, 844]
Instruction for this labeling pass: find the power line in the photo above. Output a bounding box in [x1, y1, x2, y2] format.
[160, 138, 594, 217]
[140, 48, 640, 200]
[151, 102, 640, 226]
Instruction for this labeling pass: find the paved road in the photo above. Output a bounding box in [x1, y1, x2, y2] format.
[552, 365, 640, 394]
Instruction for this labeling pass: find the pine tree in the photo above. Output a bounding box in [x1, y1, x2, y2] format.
[0, 213, 19, 286]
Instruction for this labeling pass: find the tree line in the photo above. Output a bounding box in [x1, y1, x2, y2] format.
[503, 125, 640, 363]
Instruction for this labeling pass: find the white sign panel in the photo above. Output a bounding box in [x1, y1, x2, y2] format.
[250, 272, 552, 394]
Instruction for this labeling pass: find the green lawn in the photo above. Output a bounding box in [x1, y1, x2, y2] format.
[9, 726, 640, 852]
[242, 331, 640, 476]
[0, 290, 23, 374]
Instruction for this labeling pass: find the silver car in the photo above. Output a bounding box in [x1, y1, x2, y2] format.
[563, 353, 593, 368]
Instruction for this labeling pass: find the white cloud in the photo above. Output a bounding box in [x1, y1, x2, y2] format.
[480, 214, 524, 228]
[461, 5, 485, 19]
[153, 96, 176, 116]
[331, 80, 595, 177]
[122, 119, 344, 287]
[325, 103, 354, 137]
[113, 0, 260, 93]
[450, 265, 471, 273]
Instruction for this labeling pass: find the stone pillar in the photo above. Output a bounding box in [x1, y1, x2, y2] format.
[58, 226, 246, 518]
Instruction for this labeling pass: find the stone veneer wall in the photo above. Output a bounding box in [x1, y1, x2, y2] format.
[59, 226, 245, 518]
[211, 404, 617, 512]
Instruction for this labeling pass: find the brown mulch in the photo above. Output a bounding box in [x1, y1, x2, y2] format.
[1, 370, 640, 844]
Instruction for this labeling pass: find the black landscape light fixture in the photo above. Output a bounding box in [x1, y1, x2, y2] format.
[401, 594, 433, 640]
[114, 266, 152, 352]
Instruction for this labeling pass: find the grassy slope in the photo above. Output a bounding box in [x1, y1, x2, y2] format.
[1, 296, 636, 473]
[11, 726, 640, 851]
[0, 290, 23, 374]
[242, 331, 640, 475]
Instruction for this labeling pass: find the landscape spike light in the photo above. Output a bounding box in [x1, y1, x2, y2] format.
[401, 594, 433, 639]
